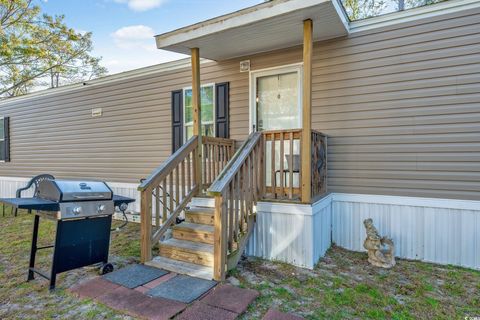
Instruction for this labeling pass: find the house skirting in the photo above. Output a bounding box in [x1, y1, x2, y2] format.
[1, 176, 479, 270]
[331, 193, 480, 271]
[193, 193, 480, 271]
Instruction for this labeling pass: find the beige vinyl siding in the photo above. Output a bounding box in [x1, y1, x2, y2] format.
[0, 62, 248, 183]
[311, 7, 480, 201]
[0, 6, 479, 200]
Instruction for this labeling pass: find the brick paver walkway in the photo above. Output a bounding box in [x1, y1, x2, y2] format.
[69, 266, 259, 320]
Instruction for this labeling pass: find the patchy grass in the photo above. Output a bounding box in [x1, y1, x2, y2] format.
[0, 209, 139, 319]
[235, 247, 480, 320]
[1, 210, 479, 319]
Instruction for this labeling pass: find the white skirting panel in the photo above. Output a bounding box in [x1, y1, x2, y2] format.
[246, 196, 333, 269]
[312, 196, 333, 263]
[107, 182, 141, 213]
[2, 175, 478, 270]
[331, 193, 480, 270]
[0, 176, 33, 198]
[191, 196, 333, 269]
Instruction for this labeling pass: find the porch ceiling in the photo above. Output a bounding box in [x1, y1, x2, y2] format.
[154, 0, 350, 61]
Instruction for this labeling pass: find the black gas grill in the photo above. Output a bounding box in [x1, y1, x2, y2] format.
[0, 179, 135, 290]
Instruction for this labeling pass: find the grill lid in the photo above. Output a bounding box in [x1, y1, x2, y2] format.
[37, 180, 113, 202]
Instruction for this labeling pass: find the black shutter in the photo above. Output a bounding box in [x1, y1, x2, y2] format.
[172, 90, 184, 153]
[4, 117, 10, 162]
[215, 82, 229, 139]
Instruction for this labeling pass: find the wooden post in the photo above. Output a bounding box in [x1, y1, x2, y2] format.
[140, 189, 152, 263]
[301, 19, 313, 203]
[213, 195, 226, 281]
[191, 47, 203, 193]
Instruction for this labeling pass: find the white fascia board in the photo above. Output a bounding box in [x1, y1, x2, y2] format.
[155, 0, 335, 49]
[350, 0, 480, 33]
[331, 0, 351, 30]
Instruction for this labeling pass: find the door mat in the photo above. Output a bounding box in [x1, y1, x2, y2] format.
[146, 274, 217, 303]
[103, 264, 168, 289]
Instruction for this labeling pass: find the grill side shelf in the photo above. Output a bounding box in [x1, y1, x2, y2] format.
[0, 198, 59, 211]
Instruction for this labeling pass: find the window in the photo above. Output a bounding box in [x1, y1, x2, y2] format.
[0, 118, 4, 160]
[183, 84, 215, 142]
[0, 117, 9, 162]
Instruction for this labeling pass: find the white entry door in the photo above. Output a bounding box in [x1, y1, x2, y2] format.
[250, 64, 302, 132]
[250, 64, 303, 190]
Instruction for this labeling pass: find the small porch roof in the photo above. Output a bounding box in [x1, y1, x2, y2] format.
[154, 0, 350, 61]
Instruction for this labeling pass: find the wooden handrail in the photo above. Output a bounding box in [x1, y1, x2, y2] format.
[139, 136, 200, 263]
[139, 136, 199, 192]
[208, 132, 262, 195]
[202, 136, 236, 190]
[207, 132, 264, 280]
[139, 135, 235, 264]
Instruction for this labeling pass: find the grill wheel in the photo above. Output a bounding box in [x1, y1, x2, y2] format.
[101, 263, 114, 275]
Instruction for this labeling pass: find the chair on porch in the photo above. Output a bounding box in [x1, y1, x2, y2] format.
[11, 174, 55, 217]
[275, 154, 300, 191]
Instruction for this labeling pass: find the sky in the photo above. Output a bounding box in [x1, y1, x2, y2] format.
[37, 0, 263, 75]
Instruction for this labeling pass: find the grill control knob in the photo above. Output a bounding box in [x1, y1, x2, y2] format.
[97, 204, 106, 214]
[72, 207, 82, 215]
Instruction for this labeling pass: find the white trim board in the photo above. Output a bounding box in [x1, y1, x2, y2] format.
[332, 193, 480, 211]
[191, 192, 480, 213]
[349, 0, 480, 33]
[249, 63, 303, 134]
[1, 175, 478, 213]
[155, 0, 347, 48]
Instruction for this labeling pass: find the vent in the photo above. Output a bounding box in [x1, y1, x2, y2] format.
[240, 60, 250, 72]
[92, 108, 103, 117]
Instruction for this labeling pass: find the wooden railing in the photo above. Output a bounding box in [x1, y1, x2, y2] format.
[138, 135, 236, 263]
[261, 129, 327, 201]
[138, 130, 326, 268]
[262, 129, 302, 201]
[311, 130, 328, 200]
[139, 136, 200, 263]
[202, 136, 235, 189]
[208, 132, 264, 281]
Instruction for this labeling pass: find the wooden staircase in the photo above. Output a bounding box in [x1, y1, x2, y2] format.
[146, 204, 216, 280]
[139, 133, 264, 281]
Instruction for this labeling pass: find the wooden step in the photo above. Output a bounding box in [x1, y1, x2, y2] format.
[172, 222, 214, 244]
[146, 256, 213, 280]
[185, 207, 215, 226]
[159, 238, 214, 267]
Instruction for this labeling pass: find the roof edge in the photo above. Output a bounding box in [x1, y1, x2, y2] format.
[155, 0, 337, 49]
[350, 0, 480, 32]
[0, 58, 202, 104]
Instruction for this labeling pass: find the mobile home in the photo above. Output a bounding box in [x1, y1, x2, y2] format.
[0, 0, 479, 280]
